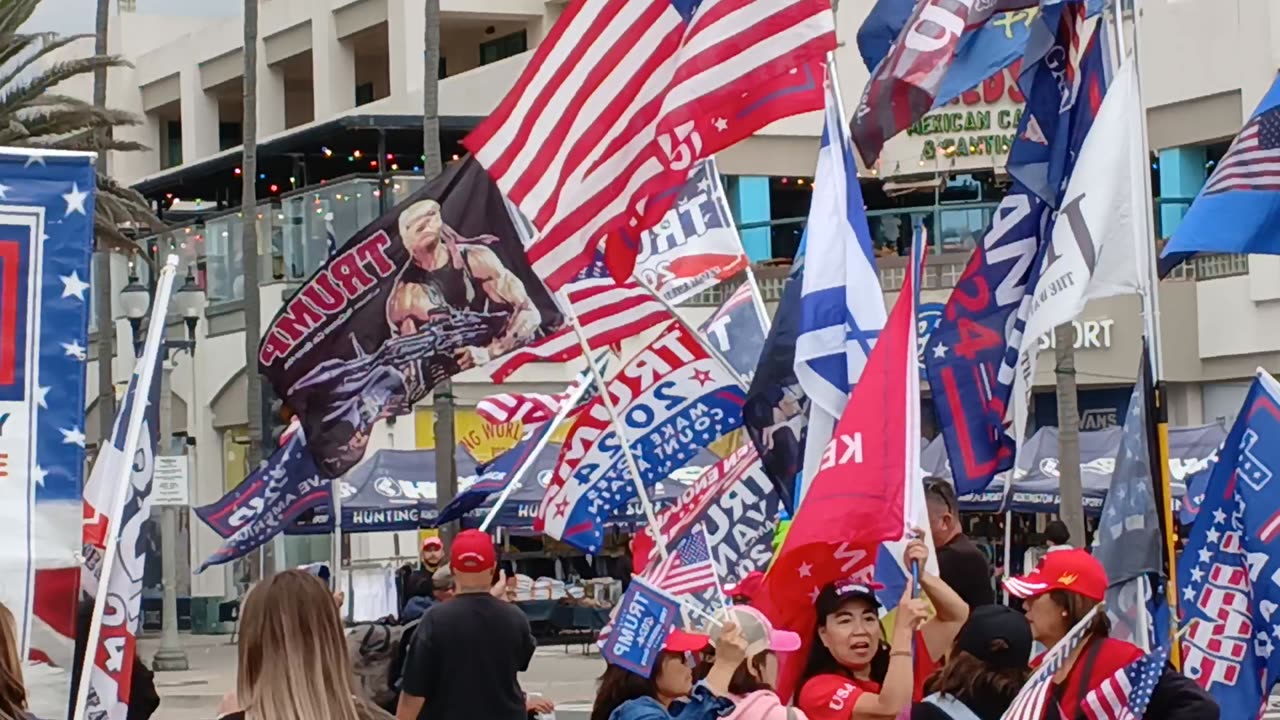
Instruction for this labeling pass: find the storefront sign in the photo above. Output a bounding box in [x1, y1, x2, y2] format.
[1036, 318, 1115, 351]
[152, 455, 190, 506]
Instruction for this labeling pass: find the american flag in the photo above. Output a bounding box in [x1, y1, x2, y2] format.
[477, 354, 605, 426]
[0, 151, 97, 671]
[1003, 605, 1102, 720]
[1080, 645, 1169, 720]
[646, 527, 718, 596]
[463, 0, 835, 289]
[1201, 108, 1280, 195]
[487, 255, 668, 382]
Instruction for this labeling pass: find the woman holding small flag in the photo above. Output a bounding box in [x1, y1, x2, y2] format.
[1003, 548, 1217, 720]
[794, 536, 969, 720]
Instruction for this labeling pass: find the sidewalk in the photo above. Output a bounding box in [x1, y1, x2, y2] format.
[137, 634, 604, 719]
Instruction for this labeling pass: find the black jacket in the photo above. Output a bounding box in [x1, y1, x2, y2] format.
[68, 599, 161, 720]
[1043, 663, 1219, 720]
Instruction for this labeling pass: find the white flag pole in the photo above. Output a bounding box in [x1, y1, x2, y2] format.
[478, 366, 596, 532]
[706, 156, 772, 334]
[556, 290, 669, 561]
[73, 255, 181, 720]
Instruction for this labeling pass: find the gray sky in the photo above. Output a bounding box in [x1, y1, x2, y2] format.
[25, 0, 237, 34]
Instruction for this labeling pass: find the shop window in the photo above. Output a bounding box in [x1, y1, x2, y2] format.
[355, 82, 375, 106]
[162, 121, 182, 169]
[480, 30, 528, 66]
[219, 122, 242, 151]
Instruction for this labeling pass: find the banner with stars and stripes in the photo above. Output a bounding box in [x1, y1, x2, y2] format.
[0, 150, 96, 669]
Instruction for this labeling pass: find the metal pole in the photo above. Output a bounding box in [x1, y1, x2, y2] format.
[557, 290, 668, 560]
[1002, 510, 1013, 605]
[153, 360, 190, 670]
[332, 462, 343, 594]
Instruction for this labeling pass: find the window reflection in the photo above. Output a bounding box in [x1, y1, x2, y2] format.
[281, 178, 382, 280]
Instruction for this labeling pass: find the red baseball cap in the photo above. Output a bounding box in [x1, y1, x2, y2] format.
[1003, 548, 1107, 602]
[422, 536, 444, 550]
[450, 530, 496, 573]
[664, 629, 710, 653]
[724, 571, 765, 602]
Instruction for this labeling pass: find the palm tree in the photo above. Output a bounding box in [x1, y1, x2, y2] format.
[241, 0, 267, 573]
[1, 0, 162, 251]
[1053, 323, 1085, 544]
[92, 0, 114, 445]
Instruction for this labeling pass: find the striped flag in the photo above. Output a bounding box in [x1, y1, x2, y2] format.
[487, 256, 667, 382]
[1002, 604, 1102, 720]
[463, 0, 835, 289]
[1080, 645, 1169, 720]
[646, 527, 718, 597]
[1201, 107, 1280, 195]
[477, 391, 569, 427]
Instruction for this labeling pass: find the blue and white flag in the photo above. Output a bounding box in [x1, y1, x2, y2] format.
[0, 150, 97, 669]
[1161, 75, 1280, 274]
[700, 283, 768, 382]
[794, 76, 885, 496]
[601, 577, 681, 678]
[1178, 370, 1280, 719]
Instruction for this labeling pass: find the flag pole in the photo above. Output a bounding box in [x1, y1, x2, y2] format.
[706, 156, 773, 334]
[1115, 0, 1180, 664]
[557, 290, 670, 561]
[73, 255, 181, 720]
[478, 366, 596, 532]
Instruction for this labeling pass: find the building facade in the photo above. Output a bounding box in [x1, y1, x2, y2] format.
[66, 0, 1280, 625]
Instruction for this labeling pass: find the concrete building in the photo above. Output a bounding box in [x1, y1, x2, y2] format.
[66, 0, 1280, 627]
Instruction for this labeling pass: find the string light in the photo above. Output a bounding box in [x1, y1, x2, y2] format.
[234, 167, 242, 176]
[322, 147, 333, 158]
[353, 150, 363, 159]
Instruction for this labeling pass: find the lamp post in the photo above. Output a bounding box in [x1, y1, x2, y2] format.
[121, 267, 207, 672]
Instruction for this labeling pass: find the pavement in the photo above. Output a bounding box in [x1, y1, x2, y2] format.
[137, 633, 606, 720]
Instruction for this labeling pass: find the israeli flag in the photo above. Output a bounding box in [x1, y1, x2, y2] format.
[793, 73, 886, 498]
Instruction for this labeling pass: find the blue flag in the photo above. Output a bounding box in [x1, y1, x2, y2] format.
[923, 1, 1108, 496]
[699, 283, 767, 382]
[1161, 75, 1280, 274]
[855, 0, 915, 72]
[600, 577, 681, 678]
[744, 250, 807, 514]
[1179, 370, 1280, 718]
[434, 422, 552, 527]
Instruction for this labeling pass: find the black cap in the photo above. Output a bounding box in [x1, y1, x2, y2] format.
[953, 605, 1032, 669]
[815, 579, 884, 622]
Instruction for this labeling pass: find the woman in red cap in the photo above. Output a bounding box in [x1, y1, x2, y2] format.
[590, 624, 749, 720]
[794, 536, 969, 720]
[1003, 548, 1217, 720]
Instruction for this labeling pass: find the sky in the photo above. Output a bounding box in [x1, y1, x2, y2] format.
[24, 0, 237, 34]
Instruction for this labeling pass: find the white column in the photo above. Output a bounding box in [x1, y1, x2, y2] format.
[387, 0, 427, 97]
[179, 65, 219, 166]
[312, 8, 356, 118]
[257, 47, 287, 136]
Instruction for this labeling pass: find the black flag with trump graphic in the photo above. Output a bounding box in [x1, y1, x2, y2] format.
[258, 157, 564, 477]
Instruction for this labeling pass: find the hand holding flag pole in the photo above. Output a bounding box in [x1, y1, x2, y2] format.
[73, 255, 181, 720]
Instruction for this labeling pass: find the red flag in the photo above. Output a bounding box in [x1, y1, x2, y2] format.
[754, 245, 921, 701]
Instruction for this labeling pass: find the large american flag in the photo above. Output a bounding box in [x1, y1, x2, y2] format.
[487, 256, 668, 382]
[1003, 605, 1102, 720]
[463, 0, 835, 289]
[478, 354, 605, 426]
[1201, 107, 1280, 195]
[1080, 645, 1169, 720]
[0, 151, 97, 671]
[646, 527, 718, 596]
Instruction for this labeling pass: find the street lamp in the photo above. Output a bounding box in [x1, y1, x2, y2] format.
[126, 266, 207, 672]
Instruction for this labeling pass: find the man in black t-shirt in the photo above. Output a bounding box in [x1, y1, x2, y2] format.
[925, 478, 995, 609]
[395, 530, 542, 720]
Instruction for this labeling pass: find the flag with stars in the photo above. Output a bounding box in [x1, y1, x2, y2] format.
[535, 322, 746, 554]
[793, 72, 887, 500]
[633, 159, 749, 306]
[1178, 369, 1280, 719]
[1096, 348, 1164, 648]
[1080, 644, 1170, 720]
[0, 150, 95, 670]
[79, 344, 163, 720]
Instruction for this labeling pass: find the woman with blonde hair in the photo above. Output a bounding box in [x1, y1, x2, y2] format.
[218, 569, 392, 720]
[0, 602, 30, 720]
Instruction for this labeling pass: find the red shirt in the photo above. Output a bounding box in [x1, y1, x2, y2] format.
[1031, 637, 1144, 718]
[796, 634, 940, 719]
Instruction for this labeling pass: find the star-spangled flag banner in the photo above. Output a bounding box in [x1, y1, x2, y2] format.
[1178, 370, 1280, 719]
[79, 347, 163, 720]
[632, 160, 749, 305]
[794, 73, 886, 497]
[923, 2, 1107, 497]
[851, 0, 1039, 165]
[536, 322, 746, 553]
[1080, 644, 1169, 720]
[487, 252, 666, 382]
[1002, 604, 1102, 720]
[1097, 348, 1164, 649]
[698, 282, 768, 382]
[754, 225, 926, 702]
[646, 527, 719, 596]
[478, 354, 605, 428]
[462, 0, 835, 289]
[1160, 75, 1280, 276]
[0, 152, 94, 672]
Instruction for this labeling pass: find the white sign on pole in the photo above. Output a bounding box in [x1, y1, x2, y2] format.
[152, 455, 190, 506]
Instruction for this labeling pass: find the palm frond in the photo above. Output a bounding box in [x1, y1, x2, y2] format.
[0, 32, 55, 75]
[0, 0, 40, 38]
[0, 55, 128, 116]
[15, 104, 140, 141]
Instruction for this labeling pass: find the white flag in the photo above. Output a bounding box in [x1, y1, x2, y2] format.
[1011, 57, 1148, 441]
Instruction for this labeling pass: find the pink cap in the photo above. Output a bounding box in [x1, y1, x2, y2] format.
[710, 605, 802, 656]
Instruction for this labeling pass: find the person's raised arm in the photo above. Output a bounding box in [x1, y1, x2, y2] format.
[851, 590, 929, 719]
[903, 532, 969, 660]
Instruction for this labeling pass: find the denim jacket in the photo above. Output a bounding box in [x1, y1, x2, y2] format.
[609, 684, 735, 720]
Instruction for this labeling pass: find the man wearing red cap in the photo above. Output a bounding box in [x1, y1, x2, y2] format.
[396, 529, 552, 719]
[398, 535, 448, 613]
